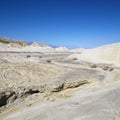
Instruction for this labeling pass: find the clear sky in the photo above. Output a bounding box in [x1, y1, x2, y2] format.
[0, 0, 120, 48]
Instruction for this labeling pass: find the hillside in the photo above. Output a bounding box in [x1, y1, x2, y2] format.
[68, 43, 120, 64]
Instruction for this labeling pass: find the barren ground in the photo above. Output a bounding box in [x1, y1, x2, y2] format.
[0, 39, 120, 120]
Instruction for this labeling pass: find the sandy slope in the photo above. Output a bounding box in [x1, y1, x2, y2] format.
[69, 43, 120, 64]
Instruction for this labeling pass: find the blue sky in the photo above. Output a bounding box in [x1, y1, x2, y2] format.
[0, 0, 120, 48]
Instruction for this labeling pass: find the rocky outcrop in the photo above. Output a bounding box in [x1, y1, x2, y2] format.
[0, 37, 28, 46]
[0, 80, 89, 107]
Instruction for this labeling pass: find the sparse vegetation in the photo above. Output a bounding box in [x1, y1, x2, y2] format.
[89, 64, 97, 68]
[102, 66, 114, 71]
[46, 59, 51, 63]
[26, 55, 31, 58]
[109, 67, 114, 71]
[39, 56, 42, 58]
[72, 57, 77, 60]
[103, 66, 109, 71]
